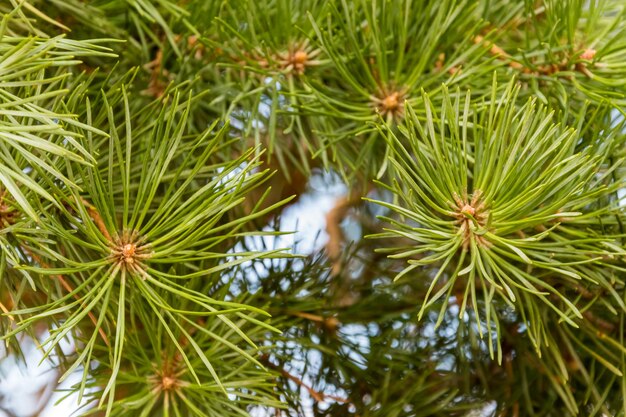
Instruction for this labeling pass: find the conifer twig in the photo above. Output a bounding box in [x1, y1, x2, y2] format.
[326, 194, 362, 275]
[474, 35, 595, 76]
[81, 198, 112, 242]
[22, 246, 111, 347]
[261, 355, 349, 404]
[0, 300, 14, 321]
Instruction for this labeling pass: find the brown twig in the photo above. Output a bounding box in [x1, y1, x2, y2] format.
[286, 310, 340, 334]
[325, 194, 363, 275]
[572, 283, 597, 300]
[81, 198, 112, 241]
[474, 35, 524, 70]
[0, 299, 14, 321]
[433, 52, 461, 75]
[474, 35, 595, 77]
[261, 356, 350, 404]
[582, 311, 616, 333]
[22, 246, 110, 347]
[143, 48, 169, 98]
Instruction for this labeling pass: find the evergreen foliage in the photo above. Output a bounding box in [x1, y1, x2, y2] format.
[1, 1, 626, 416]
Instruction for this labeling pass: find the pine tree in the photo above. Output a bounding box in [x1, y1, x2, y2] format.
[1, 1, 626, 416]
